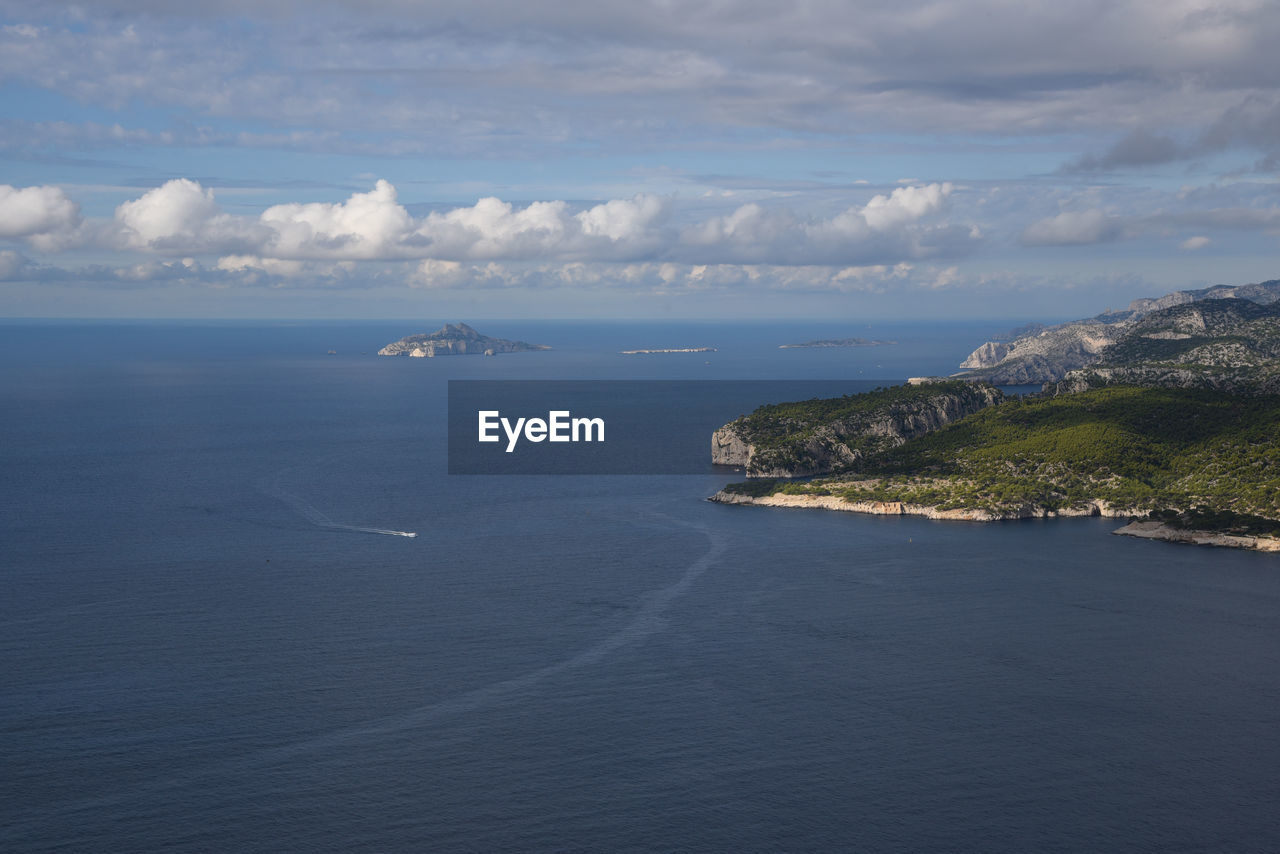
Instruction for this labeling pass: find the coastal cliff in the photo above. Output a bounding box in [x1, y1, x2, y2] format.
[711, 381, 1002, 478]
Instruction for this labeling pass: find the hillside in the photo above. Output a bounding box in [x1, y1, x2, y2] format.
[955, 278, 1280, 384]
[1050, 298, 1280, 394]
[713, 386, 1280, 542]
[712, 381, 1002, 477]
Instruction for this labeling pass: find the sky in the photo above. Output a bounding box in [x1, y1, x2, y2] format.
[3, 0, 1280, 320]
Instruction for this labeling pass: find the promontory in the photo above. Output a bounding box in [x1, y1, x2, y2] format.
[710, 383, 1280, 551]
[709, 277, 1280, 552]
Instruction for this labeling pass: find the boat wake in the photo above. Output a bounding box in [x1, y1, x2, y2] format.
[260, 474, 417, 538]
[256, 508, 725, 758]
[4, 505, 718, 826]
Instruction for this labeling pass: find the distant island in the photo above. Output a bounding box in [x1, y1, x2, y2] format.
[620, 347, 717, 354]
[778, 338, 896, 349]
[378, 323, 549, 358]
[710, 278, 1280, 552]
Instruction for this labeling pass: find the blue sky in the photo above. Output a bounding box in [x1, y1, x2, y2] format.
[3, 1, 1280, 319]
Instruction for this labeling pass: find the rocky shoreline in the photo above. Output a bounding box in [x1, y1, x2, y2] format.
[709, 490, 1280, 552]
[1111, 520, 1280, 552]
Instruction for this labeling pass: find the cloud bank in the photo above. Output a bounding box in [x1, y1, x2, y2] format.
[4, 173, 1279, 297]
[0, 178, 968, 269]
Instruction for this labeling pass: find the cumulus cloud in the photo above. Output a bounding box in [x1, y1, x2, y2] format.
[0, 184, 81, 248]
[115, 179, 264, 253]
[576, 195, 667, 242]
[88, 178, 974, 267]
[4, 178, 986, 284]
[413, 194, 669, 261]
[1179, 235, 1211, 250]
[262, 180, 413, 259]
[680, 182, 968, 265]
[183, 184, 671, 262]
[861, 183, 953, 231]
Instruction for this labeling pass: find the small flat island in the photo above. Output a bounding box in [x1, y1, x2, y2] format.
[378, 322, 549, 358]
[778, 338, 896, 349]
[620, 347, 717, 354]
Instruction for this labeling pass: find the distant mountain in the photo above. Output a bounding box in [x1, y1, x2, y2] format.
[1049, 298, 1280, 395]
[378, 323, 549, 357]
[955, 279, 1280, 384]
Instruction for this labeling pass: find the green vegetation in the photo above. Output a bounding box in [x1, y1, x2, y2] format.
[735, 381, 976, 431]
[725, 381, 1000, 474]
[1054, 300, 1280, 395]
[729, 385, 1280, 526]
[1149, 508, 1280, 538]
[722, 478, 784, 497]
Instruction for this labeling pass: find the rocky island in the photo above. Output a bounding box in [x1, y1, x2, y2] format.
[711, 277, 1280, 552]
[778, 338, 896, 349]
[378, 323, 549, 358]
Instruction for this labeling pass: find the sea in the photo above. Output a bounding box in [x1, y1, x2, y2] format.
[2, 319, 1278, 853]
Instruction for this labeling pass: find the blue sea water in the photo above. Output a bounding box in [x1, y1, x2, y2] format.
[2, 320, 1279, 852]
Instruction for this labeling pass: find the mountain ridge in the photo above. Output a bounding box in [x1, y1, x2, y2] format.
[954, 278, 1280, 384]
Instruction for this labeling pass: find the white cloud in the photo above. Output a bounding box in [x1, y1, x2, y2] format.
[414, 194, 668, 261]
[681, 182, 967, 265]
[860, 183, 953, 231]
[116, 179, 218, 245]
[1180, 235, 1211, 250]
[115, 179, 263, 252]
[262, 179, 413, 260]
[0, 184, 81, 247]
[681, 203, 797, 262]
[575, 195, 667, 242]
[416, 197, 570, 260]
[6, 178, 984, 278]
